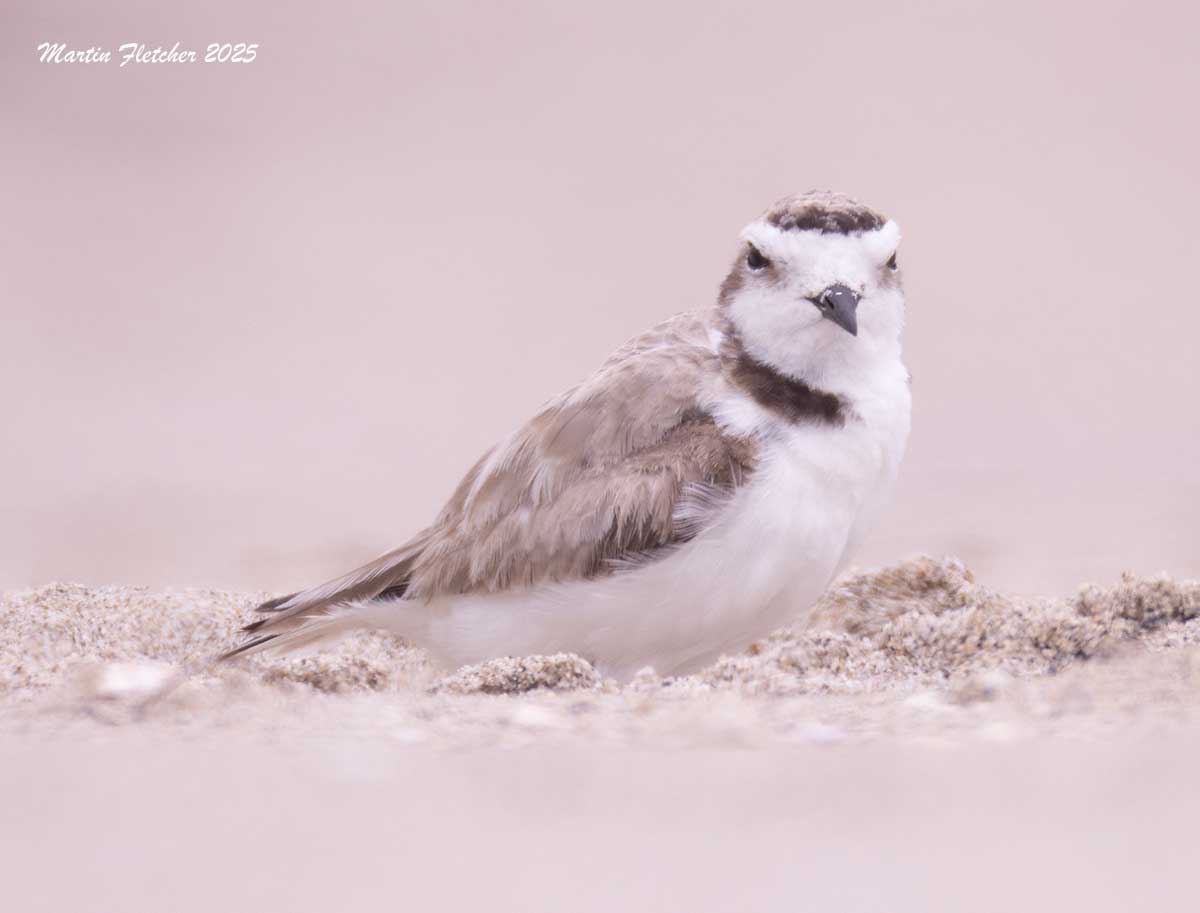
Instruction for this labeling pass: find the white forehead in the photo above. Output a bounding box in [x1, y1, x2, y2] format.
[740, 219, 901, 281]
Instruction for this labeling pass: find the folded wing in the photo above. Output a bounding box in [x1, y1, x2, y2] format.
[224, 312, 756, 658]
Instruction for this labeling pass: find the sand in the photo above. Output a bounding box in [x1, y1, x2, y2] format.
[4, 556, 1199, 741]
[4, 557, 1200, 911]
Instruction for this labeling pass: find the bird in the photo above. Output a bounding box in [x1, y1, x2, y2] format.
[224, 191, 911, 682]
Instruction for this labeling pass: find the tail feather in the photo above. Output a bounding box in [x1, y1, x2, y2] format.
[218, 633, 281, 662]
[255, 592, 299, 614]
[221, 533, 430, 662]
[220, 608, 362, 662]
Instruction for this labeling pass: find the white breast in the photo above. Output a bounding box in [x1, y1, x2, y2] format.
[383, 370, 911, 682]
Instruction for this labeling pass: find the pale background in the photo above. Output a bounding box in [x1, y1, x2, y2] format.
[4, 0, 1197, 597]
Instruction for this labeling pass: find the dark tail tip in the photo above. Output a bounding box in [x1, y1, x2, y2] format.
[218, 633, 279, 663]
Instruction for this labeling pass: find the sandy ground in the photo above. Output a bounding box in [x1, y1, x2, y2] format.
[4, 556, 1200, 911]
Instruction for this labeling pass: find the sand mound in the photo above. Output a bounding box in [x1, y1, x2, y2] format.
[706, 557, 1200, 694]
[431, 653, 601, 695]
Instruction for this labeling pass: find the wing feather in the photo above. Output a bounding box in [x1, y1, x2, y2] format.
[229, 311, 755, 654]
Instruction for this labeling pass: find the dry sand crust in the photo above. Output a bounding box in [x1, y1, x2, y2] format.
[6, 557, 1200, 913]
[3, 556, 1199, 745]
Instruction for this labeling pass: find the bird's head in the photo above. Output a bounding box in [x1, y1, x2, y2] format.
[718, 191, 904, 381]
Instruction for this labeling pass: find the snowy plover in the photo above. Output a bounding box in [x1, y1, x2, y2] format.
[226, 191, 911, 680]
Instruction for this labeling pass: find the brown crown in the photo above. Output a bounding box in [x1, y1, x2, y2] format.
[762, 190, 886, 235]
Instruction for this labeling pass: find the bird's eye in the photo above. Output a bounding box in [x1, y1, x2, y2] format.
[886, 252, 898, 270]
[746, 245, 769, 271]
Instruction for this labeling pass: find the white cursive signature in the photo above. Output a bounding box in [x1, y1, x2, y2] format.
[37, 42, 259, 66]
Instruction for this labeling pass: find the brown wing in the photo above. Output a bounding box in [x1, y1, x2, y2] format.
[227, 311, 755, 655]
[404, 408, 756, 598]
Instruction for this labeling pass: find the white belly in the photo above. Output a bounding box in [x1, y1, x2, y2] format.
[377, 398, 908, 681]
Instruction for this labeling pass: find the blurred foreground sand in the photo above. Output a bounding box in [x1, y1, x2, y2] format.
[4, 557, 1199, 911]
